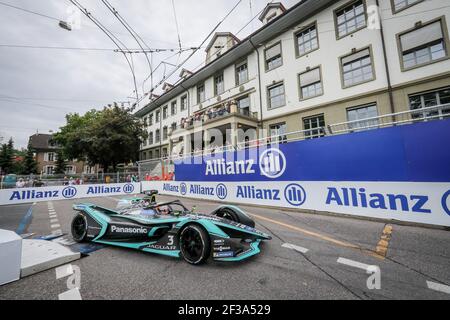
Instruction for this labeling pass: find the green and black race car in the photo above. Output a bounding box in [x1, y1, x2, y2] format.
[71, 193, 271, 265]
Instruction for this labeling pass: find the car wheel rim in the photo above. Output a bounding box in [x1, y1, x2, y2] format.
[180, 228, 204, 263]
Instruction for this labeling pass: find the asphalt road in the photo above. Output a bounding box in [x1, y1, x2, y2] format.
[0, 194, 449, 300]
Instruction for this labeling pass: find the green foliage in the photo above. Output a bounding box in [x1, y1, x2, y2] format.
[22, 142, 38, 174]
[0, 138, 14, 174]
[55, 105, 147, 171]
[53, 150, 67, 175]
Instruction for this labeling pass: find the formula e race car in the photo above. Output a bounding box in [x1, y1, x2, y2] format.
[71, 197, 271, 265]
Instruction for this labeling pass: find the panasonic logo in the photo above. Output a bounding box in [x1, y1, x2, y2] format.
[111, 225, 148, 234]
[205, 159, 255, 176]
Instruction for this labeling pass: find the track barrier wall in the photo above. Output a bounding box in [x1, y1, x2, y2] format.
[0, 183, 141, 205]
[145, 120, 450, 228]
[1, 120, 449, 228]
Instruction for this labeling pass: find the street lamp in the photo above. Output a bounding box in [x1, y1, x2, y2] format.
[58, 21, 72, 31]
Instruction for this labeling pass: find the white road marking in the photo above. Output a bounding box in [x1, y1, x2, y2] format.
[49, 215, 57, 219]
[58, 288, 82, 300]
[51, 224, 61, 229]
[56, 264, 74, 279]
[337, 257, 372, 271]
[52, 229, 63, 235]
[282, 243, 309, 254]
[50, 219, 59, 224]
[427, 281, 450, 294]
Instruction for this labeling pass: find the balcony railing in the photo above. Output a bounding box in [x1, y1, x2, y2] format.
[163, 103, 450, 160]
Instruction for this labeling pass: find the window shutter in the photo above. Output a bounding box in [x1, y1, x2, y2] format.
[266, 43, 281, 59]
[400, 21, 443, 52]
[300, 68, 321, 86]
[342, 48, 370, 65]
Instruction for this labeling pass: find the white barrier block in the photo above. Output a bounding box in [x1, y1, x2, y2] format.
[20, 240, 81, 278]
[0, 229, 22, 285]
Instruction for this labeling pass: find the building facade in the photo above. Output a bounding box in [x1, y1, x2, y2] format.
[29, 134, 101, 176]
[136, 0, 450, 160]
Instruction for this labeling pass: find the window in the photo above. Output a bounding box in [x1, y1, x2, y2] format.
[163, 126, 168, 140]
[162, 148, 168, 158]
[155, 129, 160, 143]
[296, 23, 319, 57]
[181, 95, 188, 111]
[44, 166, 54, 175]
[268, 82, 286, 109]
[265, 42, 282, 71]
[171, 101, 177, 115]
[156, 110, 160, 123]
[392, 0, 424, 13]
[335, 0, 366, 39]
[45, 152, 55, 162]
[163, 106, 168, 119]
[398, 19, 448, 71]
[142, 137, 147, 147]
[409, 87, 450, 120]
[214, 73, 224, 95]
[65, 166, 76, 175]
[235, 60, 248, 85]
[269, 123, 287, 143]
[303, 115, 325, 139]
[347, 104, 379, 131]
[299, 67, 323, 100]
[149, 114, 153, 126]
[148, 151, 153, 160]
[143, 117, 148, 127]
[155, 149, 160, 159]
[171, 122, 177, 131]
[142, 152, 147, 161]
[149, 132, 154, 145]
[341, 47, 374, 87]
[197, 83, 205, 103]
[237, 96, 250, 116]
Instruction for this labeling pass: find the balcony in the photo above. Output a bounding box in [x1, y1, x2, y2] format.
[169, 101, 258, 136]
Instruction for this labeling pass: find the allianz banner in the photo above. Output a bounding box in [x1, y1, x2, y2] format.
[143, 181, 450, 228]
[174, 120, 450, 183]
[0, 183, 141, 205]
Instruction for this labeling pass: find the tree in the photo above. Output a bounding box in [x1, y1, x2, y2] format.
[0, 138, 14, 174]
[55, 105, 147, 172]
[22, 142, 38, 174]
[53, 150, 67, 175]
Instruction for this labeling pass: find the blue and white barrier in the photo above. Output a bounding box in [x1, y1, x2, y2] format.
[0, 183, 140, 205]
[143, 180, 450, 228]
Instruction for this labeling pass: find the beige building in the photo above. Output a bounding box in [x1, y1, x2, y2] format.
[29, 134, 100, 176]
[136, 0, 450, 160]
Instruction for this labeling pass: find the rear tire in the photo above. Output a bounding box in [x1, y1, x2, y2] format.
[179, 225, 210, 265]
[214, 207, 255, 228]
[71, 214, 88, 243]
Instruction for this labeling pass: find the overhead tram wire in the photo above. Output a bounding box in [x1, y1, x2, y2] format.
[69, 0, 140, 104]
[101, 0, 153, 95]
[0, 1, 60, 21]
[134, 0, 244, 107]
[0, 44, 199, 52]
[171, 0, 183, 53]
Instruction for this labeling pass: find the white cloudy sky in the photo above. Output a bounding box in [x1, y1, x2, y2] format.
[0, 0, 299, 148]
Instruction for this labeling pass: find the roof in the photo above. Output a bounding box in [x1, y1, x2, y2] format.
[28, 134, 58, 151]
[135, 0, 335, 117]
[205, 32, 240, 53]
[258, 2, 287, 22]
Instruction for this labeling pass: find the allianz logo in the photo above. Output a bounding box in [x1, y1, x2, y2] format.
[326, 187, 431, 213]
[205, 148, 286, 179]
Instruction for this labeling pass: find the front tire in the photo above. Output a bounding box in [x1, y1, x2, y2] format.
[71, 214, 88, 243]
[179, 225, 210, 265]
